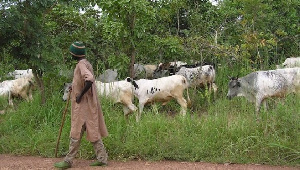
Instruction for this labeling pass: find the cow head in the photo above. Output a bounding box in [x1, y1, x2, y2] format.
[227, 77, 241, 100]
[126, 77, 139, 89]
[63, 83, 72, 101]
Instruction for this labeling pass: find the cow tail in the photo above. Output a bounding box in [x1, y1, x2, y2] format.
[186, 86, 191, 107]
[182, 77, 191, 107]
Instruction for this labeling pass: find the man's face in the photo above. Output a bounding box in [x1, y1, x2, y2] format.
[71, 55, 78, 60]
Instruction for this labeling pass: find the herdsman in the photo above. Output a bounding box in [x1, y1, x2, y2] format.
[54, 41, 108, 169]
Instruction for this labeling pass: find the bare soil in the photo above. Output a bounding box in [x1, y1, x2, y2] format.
[0, 154, 299, 170]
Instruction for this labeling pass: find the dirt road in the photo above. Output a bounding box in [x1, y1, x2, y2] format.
[0, 154, 298, 170]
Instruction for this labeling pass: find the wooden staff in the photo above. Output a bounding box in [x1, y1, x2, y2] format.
[55, 91, 71, 157]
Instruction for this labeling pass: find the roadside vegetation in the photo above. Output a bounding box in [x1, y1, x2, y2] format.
[0, 63, 299, 166]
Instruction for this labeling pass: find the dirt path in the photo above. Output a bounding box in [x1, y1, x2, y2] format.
[0, 154, 298, 170]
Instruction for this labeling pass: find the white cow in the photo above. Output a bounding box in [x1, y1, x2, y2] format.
[0, 80, 13, 106]
[0, 77, 34, 106]
[7, 69, 33, 79]
[276, 57, 300, 69]
[176, 65, 218, 93]
[143, 64, 157, 79]
[227, 68, 299, 117]
[133, 75, 191, 121]
[63, 78, 138, 119]
[276, 67, 300, 93]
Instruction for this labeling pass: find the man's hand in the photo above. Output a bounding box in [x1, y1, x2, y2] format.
[75, 81, 92, 104]
[68, 86, 72, 92]
[76, 95, 82, 103]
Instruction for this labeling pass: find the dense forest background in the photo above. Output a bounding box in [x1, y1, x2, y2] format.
[0, 0, 299, 101]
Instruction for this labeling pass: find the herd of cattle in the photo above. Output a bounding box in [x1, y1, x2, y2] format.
[1, 57, 300, 120]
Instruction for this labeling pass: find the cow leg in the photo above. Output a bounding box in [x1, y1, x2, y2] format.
[175, 97, 187, 116]
[8, 91, 13, 106]
[262, 99, 268, 111]
[123, 106, 130, 117]
[137, 101, 146, 122]
[212, 83, 218, 99]
[151, 104, 159, 114]
[123, 104, 137, 117]
[28, 88, 33, 101]
[255, 97, 263, 121]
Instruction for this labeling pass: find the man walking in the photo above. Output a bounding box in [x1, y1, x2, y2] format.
[54, 41, 108, 169]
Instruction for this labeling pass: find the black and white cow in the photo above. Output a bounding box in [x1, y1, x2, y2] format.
[133, 75, 191, 121]
[175, 65, 218, 94]
[153, 61, 188, 78]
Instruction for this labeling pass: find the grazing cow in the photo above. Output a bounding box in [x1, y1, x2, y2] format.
[226, 69, 299, 116]
[63, 78, 138, 119]
[133, 75, 191, 121]
[7, 69, 33, 79]
[97, 69, 118, 83]
[133, 64, 158, 79]
[133, 63, 146, 79]
[143, 64, 157, 79]
[276, 57, 300, 69]
[175, 65, 218, 94]
[154, 61, 188, 78]
[0, 77, 34, 106]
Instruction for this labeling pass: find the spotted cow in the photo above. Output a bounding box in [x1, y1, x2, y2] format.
[133, 75, 191, 121]
[227, 68, 300, 117]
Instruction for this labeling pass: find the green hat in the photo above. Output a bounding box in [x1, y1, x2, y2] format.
[69, 41, 86, 57]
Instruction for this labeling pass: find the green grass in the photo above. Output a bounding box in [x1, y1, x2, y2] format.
[0, 66, 299, 166]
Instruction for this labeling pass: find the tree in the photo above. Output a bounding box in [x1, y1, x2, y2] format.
[98, 0, 156, 78]
[0, 0, 59, 104]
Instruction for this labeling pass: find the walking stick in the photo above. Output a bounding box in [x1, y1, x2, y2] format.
[55, 91, 71, 157]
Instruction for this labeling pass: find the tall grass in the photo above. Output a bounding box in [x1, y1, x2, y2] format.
[0, 65, 299, 166]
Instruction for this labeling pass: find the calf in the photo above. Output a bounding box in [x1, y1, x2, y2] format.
[276, 57, 300, 69]
[133, 75, 191, 121]
[175, 65, 218, 94]
[226, 69, 299, 116]
[63, 78, 138, 119]
[0, 77, 34, 106]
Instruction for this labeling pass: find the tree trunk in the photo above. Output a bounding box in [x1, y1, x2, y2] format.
[128, 10, 136, 78]
[177, 10, 180, 36]
[129, 47, 136, 78]
[33, 69, 46, 105]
